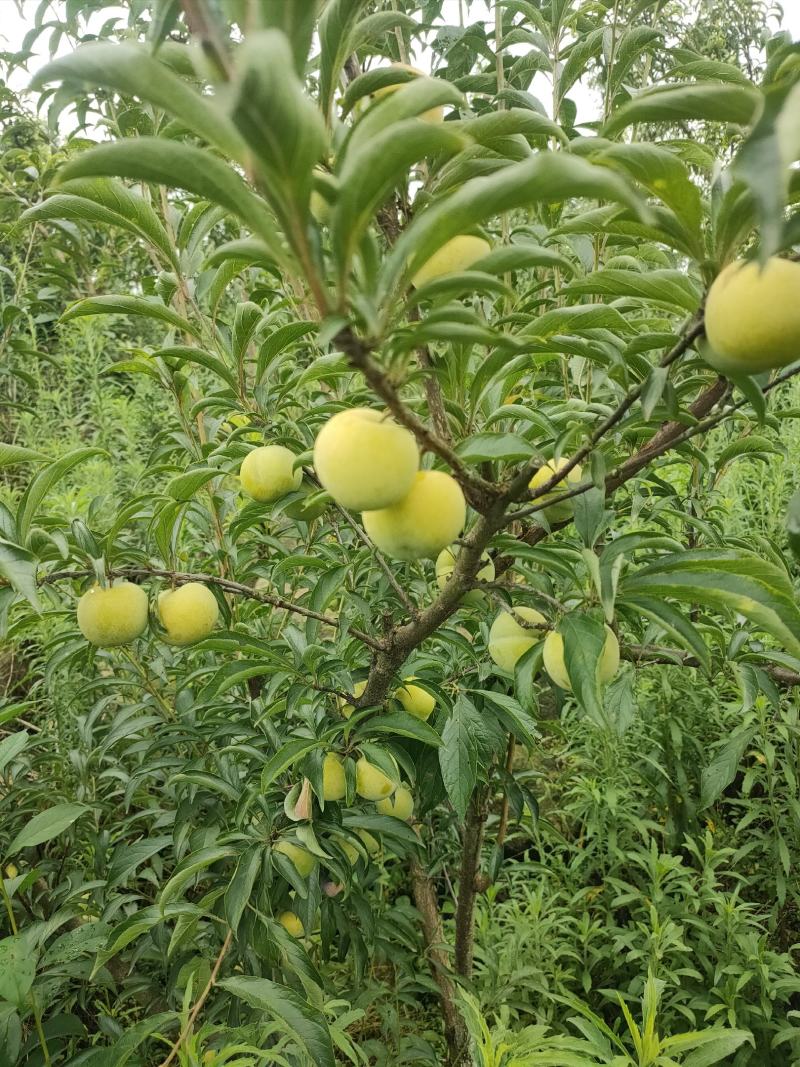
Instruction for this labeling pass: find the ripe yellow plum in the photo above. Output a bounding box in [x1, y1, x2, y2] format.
[278, 911, 304, 937]
[313, 408, 419, 511]
[412, 235, 491, 288]
[77, 582, 149, 647]
[355, 756, 396, 800]
[542, 626, 620, 691]
[529, 459, 583, 523]
[322, 753, 346, 801]
[363, 470, 466, 560]
[377, 785, 414, 821]
[488, 606, 546, 674]
[338, 679, 367, 719]
[239, 445, 302, 503]
[157, 582, 218, 645]
[274, 840, 315, 877]
[704, 257, 800, 375]
[395, 678, 435, 721]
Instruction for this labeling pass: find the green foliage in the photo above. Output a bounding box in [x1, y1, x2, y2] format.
[1, 0, 800, 1064]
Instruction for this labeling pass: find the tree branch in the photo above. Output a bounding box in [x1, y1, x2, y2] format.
[35, 567, 385, 652]
[454, 786, 488, 978]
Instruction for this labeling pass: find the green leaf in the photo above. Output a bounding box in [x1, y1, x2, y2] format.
[604, 82, 760, 137]
[23, 178, 177, 268]
[219, 976, 336, 1067]
[456, 433, 533, 464]
[7, 802, 88, 855]
[472, 690, 540, 748]
[0, 540, 41, 611]
[0, 443, 46, 468]
[229, 31, 328, 222]
[621, 550, 800, 657]
[787, 488, 800, 561]
[259, 0, 317, 74]
[166, 467, 221, 501]
[521, 304, 633, 339]
[439, 696, 479, 819]
[472, 242, 576, 276]
[159, 845, 238, 909]
[224, 845, 263, 934]
[0, 938, 36, 1006]
[559, 614, 606, 724]
[671, 1029, 753, 1066]
[563, 268, 701, 312]
[699, 727, 755, 810]
[261, 738, 323, 791]
[622, 595, 711, 673]
[17, 446, 105, 542]
[380, 152, 648, 302]
[61, 294, 198, 338]
[58, 139, 287, 263]
[332, 120, 465, 277]
[363, 712, 442, 747]
[108, 1013, 178, 1067]
[0, 731, 29, 775]
[318, 0, 373, 122]
[106, 835, 173, 887]
[33, 42, 246, 160]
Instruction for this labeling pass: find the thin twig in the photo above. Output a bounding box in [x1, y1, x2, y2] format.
[158, 927, 233, 1067]
[35, 567, 384, 652]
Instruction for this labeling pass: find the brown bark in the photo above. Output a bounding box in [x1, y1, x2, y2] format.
[410, 857, 470, 1066]
[454, 787, 489, 978]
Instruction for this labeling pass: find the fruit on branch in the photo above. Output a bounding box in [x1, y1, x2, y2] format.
[542, 626, 620, 691]
[412, 234, 491, 287]
[373, 62, 445, 122]
[704, 257, 800, 375]
[239, 445, 302, 503]
[322, 752, 346, 801]
[338, 838, 360, 865]
[362, 470, 466, 560]
[377, 784, 414, 821]
[529, 458, 583, 522]
[436, 545, 495, 605]
[278, 911, 304, 937]
[274, 840, 316, 877]
[157, 582, 218, 645]
[76, 581, 149, 647]
[313, 408, 419, 511]
[488, 606, 546, 673]
[356, 756, 397, 800]
[339, 679, 367, 719]
[394, 677, 435, 720]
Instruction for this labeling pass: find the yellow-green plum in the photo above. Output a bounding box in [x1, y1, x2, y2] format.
[373, 62, 444, 122]
[529, 458, 583, 523]
[278, 911, 304, 937]
[77, 582, 149, 647]
[412, 235, 491, 288]
[377, 785, 414, 821]
[313, 408, 419, 511]
[338, 679, 367, 719]
[542, 626, 620, 691]
[355, 756, 396, 801]
[338, 838, 360, 865]
[322, 753, 346, 802]
[240, 445, 302, 503]
[157, 582, 218, 645]
[704, 257, 800, 375]
[395, 678, 435, 721]
[357, 829, 380, 856]
[274, 840, 315, 877]
[435, 545, 495, 605]
[488, 606, 546, 674]
[363, 470, 466, 560]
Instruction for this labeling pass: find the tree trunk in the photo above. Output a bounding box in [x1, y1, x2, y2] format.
[454, 787, 489, 978]
[409, 856, 471, 1066]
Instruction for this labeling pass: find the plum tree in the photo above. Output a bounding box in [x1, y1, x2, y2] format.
[436, 546, 495, 605]
[76, 582, 149, 646]
[157, 582, 219, 645]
